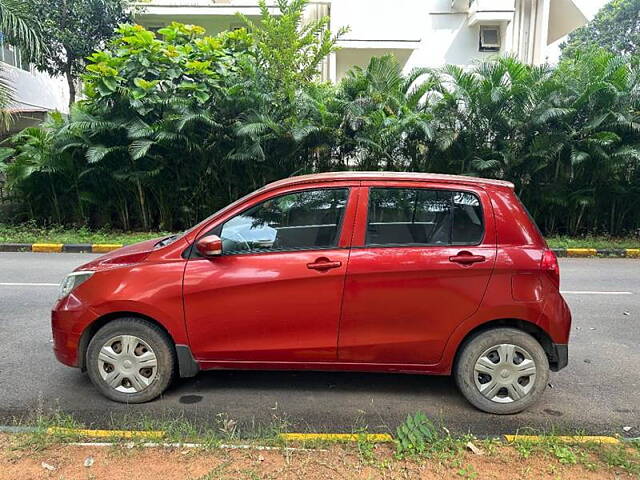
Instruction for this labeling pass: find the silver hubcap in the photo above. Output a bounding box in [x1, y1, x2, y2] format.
[473, 344, 537, 404]
[98, 335, 158, 393]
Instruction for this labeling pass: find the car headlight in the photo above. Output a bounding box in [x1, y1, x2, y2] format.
[59, 271, 94, 299]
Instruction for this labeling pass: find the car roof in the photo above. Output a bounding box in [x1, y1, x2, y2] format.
[264, 171, 514, 190]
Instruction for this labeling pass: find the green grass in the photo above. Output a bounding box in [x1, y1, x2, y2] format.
[546, 235, 640, 249]
[6, 411, 639, 477]
[0, 223, 638, 249]
[505, 428, 640, 476]
[0, 223, 173, 245]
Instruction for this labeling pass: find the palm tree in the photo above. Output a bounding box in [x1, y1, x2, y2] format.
[0, 112, 69, 222]
[337, 54, 437, 171]
[0, 0, 44, 128]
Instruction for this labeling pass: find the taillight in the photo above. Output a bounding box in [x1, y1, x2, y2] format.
[541, 249, 560, 288]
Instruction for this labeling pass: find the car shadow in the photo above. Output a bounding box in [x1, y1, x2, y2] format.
[169, 369, 461, 398]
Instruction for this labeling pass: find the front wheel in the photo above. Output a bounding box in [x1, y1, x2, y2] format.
[454, 328, 549, 414]
[86, 318, 175, 403]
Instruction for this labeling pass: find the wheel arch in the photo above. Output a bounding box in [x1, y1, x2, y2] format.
[452, 318, 559, 372]
[77, 311, 175, 371]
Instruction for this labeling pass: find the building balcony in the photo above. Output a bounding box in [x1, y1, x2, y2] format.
[467, 0, 515, 26]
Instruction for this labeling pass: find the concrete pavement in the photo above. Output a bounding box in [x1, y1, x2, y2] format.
[0, 253, 638, 436]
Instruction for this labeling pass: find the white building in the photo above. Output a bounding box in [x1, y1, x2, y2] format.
[0, 0, 587, 135]
[0, 43, 69, 136]
[134, 0, 588, 82]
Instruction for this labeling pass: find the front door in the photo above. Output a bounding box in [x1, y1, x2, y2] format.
[183, 186, 356, 363]
[338, 183, 496, 365]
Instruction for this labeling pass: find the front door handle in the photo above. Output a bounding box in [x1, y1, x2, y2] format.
[449, 251, 486, 265]
[307, 257, 342, 271]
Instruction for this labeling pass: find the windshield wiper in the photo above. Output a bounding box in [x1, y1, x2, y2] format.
[154, 234, 179, 248]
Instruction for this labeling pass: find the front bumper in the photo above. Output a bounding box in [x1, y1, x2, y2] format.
[550, 343, 568, 371]
[51, 294, 98, 368]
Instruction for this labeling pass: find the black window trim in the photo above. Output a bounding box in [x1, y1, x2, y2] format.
[189, 186, 352, 258]
[363, 186, 485, 248]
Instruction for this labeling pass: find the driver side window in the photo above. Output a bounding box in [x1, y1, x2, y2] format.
[220, 188, 349, 254]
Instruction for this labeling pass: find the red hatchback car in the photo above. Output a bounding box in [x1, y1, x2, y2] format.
[52, 172, 571, 414]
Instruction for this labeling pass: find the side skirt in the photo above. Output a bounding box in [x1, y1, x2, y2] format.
[195, 360, 448, 376]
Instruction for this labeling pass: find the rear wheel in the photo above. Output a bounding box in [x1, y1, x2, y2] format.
[86, 318, 175, 403]
[454, 328, 549, 414]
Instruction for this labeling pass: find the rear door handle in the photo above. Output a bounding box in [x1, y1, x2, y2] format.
[307, 258, 342, 271]
[449, 251, 486, 265]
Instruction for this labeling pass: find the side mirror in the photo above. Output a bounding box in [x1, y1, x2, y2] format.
[195, 234, 223, 257]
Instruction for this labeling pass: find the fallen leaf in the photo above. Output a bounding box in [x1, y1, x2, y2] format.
[466, 441, 484, 455]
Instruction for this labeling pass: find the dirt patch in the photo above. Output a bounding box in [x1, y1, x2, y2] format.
[0, 434, 637, 480]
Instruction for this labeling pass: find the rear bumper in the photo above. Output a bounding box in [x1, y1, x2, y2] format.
[550, 343, 568, 371]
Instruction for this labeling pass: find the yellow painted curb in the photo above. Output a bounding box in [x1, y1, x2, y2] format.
[626, 249, 640, 258]
[565, 248, 597, 257]
[47, 427, 165, 440]
[279, 433, 393, 443]
[91, 244, 124, 253]
[32, 243, 63, 253]
[504, 435, 620, 445]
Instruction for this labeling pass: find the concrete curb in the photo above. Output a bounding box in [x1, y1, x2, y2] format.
[0, 426, 635, 448]
[504, 434, 621, 445]
[0, 243, 123, 253]
[279, 433, 394, 443]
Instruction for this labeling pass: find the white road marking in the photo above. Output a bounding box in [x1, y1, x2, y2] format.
[0, 282, 58, 287]
[561, 291, 633, 295]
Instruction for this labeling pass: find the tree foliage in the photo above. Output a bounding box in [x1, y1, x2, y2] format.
[0, 0, 44, 60]
[239, 0, 347, 99]
[561, 0, 640, 58]
[22, 0, 131, 105]
[1, 0, 639, 237]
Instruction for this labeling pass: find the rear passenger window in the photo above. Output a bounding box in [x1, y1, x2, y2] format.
[366, 188, 483, 246]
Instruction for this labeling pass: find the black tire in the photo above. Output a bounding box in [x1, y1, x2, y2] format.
[454, 328, 549, 414]
[86, 318, 176, 403]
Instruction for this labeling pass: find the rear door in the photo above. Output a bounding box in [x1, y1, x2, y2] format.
[338, 182, 497, 365]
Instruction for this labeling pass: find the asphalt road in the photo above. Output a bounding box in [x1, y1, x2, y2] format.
[0, 253, 638, 437]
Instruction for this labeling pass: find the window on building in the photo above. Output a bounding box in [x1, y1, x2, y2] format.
[479, 25, 501, 52]
[0, 33, 30, 71]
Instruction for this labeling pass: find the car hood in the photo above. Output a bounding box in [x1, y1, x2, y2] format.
[75, 238, 161, 271]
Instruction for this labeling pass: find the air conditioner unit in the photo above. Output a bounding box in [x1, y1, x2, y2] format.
[451, 0, 469, 11]
[479, 25, 501, 51]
